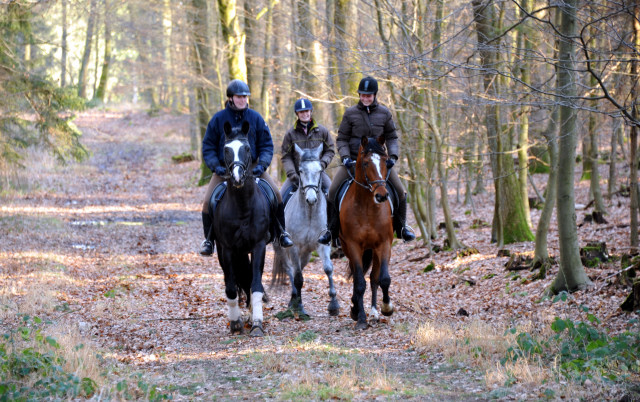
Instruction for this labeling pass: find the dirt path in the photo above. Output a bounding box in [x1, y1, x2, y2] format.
[1, 110, 634, 400]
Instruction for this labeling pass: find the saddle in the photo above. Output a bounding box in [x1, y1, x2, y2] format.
[208, 178, 279, 244]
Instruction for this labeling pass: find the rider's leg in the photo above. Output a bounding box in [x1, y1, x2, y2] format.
[199, 174, 224, 256]
[260, 170, 293, 248]
[388, 169, 416, 242]
[319, 166, 349, 245]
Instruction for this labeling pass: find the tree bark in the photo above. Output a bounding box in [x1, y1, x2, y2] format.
[630, 3, 640, 249]
[77, 0, 98, 98]
[218, 0, 247, 81]
[94, 0, 111, 103]
[60, 0, 68, 87]
[549, 0, 592, 293]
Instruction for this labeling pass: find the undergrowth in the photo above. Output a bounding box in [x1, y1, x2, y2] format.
[504, 292, 640, 384]
[0, 314, 172, 400]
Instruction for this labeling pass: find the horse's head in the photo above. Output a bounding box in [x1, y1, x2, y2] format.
[357, 136, 389, 204]
[223, 121, 252, 187]
[295, 143, 323, 205]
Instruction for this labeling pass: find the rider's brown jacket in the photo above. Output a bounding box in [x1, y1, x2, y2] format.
[281, 119, 335, 178]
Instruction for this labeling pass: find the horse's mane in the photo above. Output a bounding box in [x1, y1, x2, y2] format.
[364, 137, 387, 156]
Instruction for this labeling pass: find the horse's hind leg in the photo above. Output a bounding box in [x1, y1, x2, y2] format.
[347, 260, 368, 330]
[370, 274, 380, 322]
[319, 244, 339, 316]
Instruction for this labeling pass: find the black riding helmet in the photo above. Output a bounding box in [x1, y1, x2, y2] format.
[294, 98, 313, 113]
[357, 76, 378, 95]
[226, 79, 251, 97]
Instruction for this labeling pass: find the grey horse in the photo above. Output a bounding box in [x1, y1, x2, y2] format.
[272, 144, 340, 317]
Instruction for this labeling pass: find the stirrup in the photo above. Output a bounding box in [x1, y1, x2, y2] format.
[317, 229, 331, 245]
[279, 232, 294, 248]
[199, 239, 214, 256]
[401, 226, 416, 242]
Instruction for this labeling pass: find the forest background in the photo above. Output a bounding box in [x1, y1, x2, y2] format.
[1, 0, 640, 400]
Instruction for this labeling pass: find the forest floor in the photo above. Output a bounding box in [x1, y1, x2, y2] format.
[1, 109, 639, 400]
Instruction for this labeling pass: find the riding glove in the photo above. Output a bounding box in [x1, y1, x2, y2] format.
[386, 157, 396, 169]
[215, 166, 227, 176]
[342, 157, 355, 168]
[252, 164, 265, 177]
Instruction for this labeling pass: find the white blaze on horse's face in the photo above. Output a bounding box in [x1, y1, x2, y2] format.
[226, 139, 245, 183]
[301, 160, 321, 205]
[371, 153, 385, 203]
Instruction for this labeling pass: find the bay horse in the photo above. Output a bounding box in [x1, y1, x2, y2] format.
[340, 136, 394, 330]
[212, 121, 271, 337]
[272, 144, 339, 317]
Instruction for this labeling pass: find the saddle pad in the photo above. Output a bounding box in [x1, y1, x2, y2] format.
[335, 179, 397, 215]
[208, 182, 228, 215]
[256, 178, 278, 212]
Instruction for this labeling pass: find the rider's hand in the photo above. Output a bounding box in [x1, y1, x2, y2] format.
[386, 157, 396, 169]
[288, 172, 300, 187]
[252, 164, 265, 177]
[342, 157, 355, 168]
[215, 166, 227, 176]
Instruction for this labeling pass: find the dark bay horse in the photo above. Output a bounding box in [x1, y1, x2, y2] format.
[272, 144, 339, 317]
[340, 136, 395, 330]
[212, 121, 271, 337]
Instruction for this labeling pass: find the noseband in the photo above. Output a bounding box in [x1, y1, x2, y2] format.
[300, 174, 321, 195]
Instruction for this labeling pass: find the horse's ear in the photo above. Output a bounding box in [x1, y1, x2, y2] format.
[377, 135, 385, 146]
[224, 122, 232, 137]
[361, 136, 369, 147]
[294, 144, 304, 158]
[241, 121, 250, 135]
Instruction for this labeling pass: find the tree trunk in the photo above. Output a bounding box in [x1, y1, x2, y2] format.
[516, 0, 533, 229]
[533, 106, 558, 265]
[335, 0, 359, 97]
[60, 0, 68, 87]
[191, 0, 216, 185]
[549, 0, 592, 293]
[94, 0, 111, 103]
[77, 0, 98, 98]
[608, 119, 622, 198]
[630, 3, 640, 249]
[259, 0, 274, 122]
[218, 0, 247, 81]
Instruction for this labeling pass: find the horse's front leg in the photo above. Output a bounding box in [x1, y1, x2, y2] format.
[344, 247, 367, 329]
[318, 244, 339, 316]
[379, 245, 394, 317]
[249, 243, 267, 337]
[219, 249, 243, 335]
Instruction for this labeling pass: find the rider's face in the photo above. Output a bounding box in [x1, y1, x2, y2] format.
[232, 95, 248, 109]
[359, 93, 375, 106]
[297, 110, 312, 123]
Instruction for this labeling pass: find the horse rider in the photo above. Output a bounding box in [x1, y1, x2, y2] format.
[280, 98, 335, 209]
[318, 76, 416, 246]
[199, 79, 294, 256]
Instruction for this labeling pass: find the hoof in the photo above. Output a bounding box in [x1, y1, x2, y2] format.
[328, 299, 340, 316]
[381, 303, 394, 317]
[230, 320, 243, 335]
[249, 325, 265, 337]
[355, 321, 368, 330]
[350, 305, 358, 321]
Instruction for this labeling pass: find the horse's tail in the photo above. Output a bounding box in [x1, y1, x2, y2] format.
[270, 244, 289, 287]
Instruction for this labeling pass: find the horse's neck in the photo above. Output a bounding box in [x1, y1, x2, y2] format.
[227, 179, 257, 207]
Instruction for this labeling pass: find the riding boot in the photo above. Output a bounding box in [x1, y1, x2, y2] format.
[396, 198, 416, 242]
[317, 201, 334, 245]
[275, 202, 294, 248]
[199, 212, 214, 256]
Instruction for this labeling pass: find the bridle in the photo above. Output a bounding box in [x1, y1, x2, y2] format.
[225, 140, 252, 184]
[300, 172, 321, 196]
[347, 153, 391, 193]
